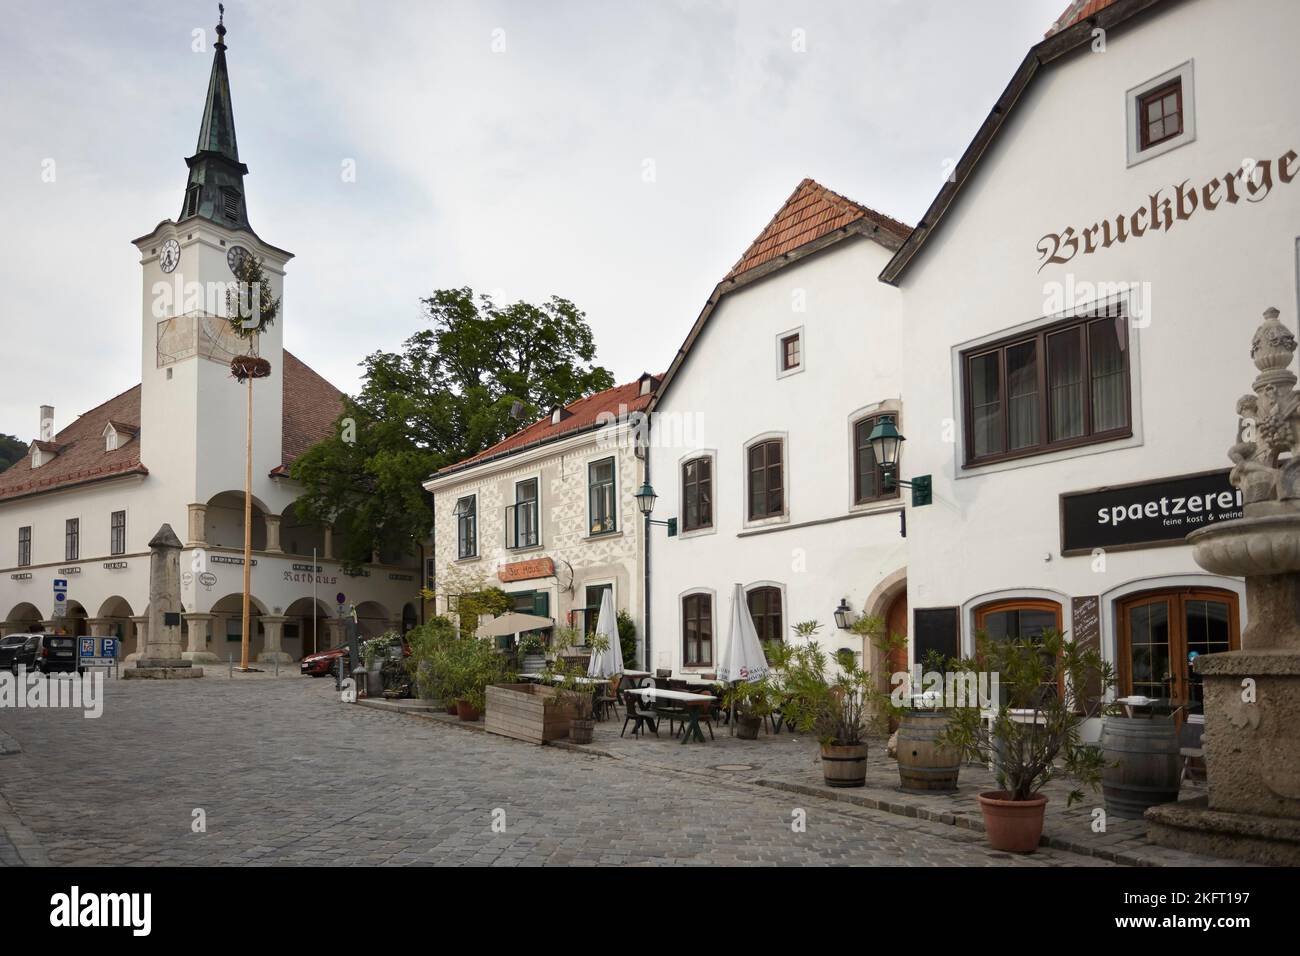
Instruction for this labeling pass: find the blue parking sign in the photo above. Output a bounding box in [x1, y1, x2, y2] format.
[101, 638, 117, 659]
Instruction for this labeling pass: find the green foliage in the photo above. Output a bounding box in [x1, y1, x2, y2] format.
[616, 609, 637, 669]
[224, 254, 282, 339]
[722, 678, 776, 721]
[453, 587, 511, 637]
[776, 631, 885, 747]
[541, 626, 608, 721]
[289, 288, 615, 569]
[404, 616, 510, 709]
[0, 434, 26, 472]
[938, 629, 1115, 804]
[361, 631, 401, 669]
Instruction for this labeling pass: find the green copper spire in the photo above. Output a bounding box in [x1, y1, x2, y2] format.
[179, 4, 251, 230]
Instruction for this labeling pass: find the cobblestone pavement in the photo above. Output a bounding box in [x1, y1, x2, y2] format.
[0, 674, 1116, 867]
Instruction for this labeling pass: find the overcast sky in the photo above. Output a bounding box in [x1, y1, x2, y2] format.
[0, 0, 1064, 440]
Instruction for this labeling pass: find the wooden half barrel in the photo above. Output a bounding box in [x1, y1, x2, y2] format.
[896, 711, 961, 792]
[1101, 716, 1181, 819]
[822, 743, 868, 788]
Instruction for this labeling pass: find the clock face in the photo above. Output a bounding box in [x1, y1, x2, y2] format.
[159, 239, 181, 274]
[226, 245, 250, 275]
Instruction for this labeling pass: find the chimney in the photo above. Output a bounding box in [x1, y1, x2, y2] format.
[39, 405, 54, 442]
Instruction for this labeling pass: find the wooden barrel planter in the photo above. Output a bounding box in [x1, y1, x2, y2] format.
[896, 710, 961, 792]
[821, 743, 869, 788]
[735, 715, 762, 740]
[569, 718, 595, 745]
[485, 683, 575, 744]
[1100, 716, 1181, 819]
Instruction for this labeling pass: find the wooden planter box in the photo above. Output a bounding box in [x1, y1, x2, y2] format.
[486, 683, 576, 745]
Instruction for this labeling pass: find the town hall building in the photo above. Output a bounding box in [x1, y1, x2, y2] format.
[0, 14, 421, 662]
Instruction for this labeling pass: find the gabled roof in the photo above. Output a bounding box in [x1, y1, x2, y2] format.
[0, 350, 345, 502]
[880, 0, 1180, 285]
[726, 178, 910, 280]
[651, 178, 911, 413]
[434, 375, 660, 480]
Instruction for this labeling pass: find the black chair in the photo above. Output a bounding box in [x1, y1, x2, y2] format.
[595, 678, 620, 722]
[621, 687, 660, 738]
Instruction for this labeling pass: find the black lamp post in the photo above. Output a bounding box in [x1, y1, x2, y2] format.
[866, 416, 932, 507]
[635, 481, 677, 536]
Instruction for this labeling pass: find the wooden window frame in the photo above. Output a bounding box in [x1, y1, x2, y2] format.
[961, 313, 1132, 468]
[973, 598, 1065, 697]
[1137, 79, 1183, 151]
[780, 333, 802, 371]
[682, 592, 713, 668]
[110, 511, 127, 557]
[65, 518, 79, 562]
[746, 585, 784, 644]
[746, 438, 785, 521]
[455, 495, 477, 560]
[587, 457, 617, 536]
[17, 526, 31, 568]
[852, 413, 901, 505]
[508, 479, 539, 550]
[680, 455, 713, 533]
[1116, 587, 1239, 709]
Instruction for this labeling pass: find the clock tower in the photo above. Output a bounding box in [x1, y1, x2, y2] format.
[132, 7, 293, 512]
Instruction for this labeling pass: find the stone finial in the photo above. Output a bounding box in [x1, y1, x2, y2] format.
[1231, 308, 1300, 505]
[149, 524, 184, 550]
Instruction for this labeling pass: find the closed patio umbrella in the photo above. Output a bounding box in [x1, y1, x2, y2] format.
[718, 583, 769, 684]
[586, 590, 624, 678]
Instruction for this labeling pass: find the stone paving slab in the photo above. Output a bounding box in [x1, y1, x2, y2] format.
[0, 676, 1117, 867]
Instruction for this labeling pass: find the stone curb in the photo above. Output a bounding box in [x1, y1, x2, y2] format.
[751, 778, 1198, 867]
[0, 778, 49, 865]
[0, 728, 20, 756]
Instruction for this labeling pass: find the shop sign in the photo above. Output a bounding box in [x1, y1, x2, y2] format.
[1061, 469, 1242, 555]
[498, 557, 555, 583]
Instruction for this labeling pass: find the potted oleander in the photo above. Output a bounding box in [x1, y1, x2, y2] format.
[781, 638, 881, 788]
[723, 678, 774, 740]
[545, 626, 603, 744]
[938, 630, 1113, 853]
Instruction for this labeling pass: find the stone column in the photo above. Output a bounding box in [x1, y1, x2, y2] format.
[186, 503, 208, 547]
[182, 612, 218, 663]
[265, 515, 283, 554]
[324, 617, 346, 649]
[41, 619, 63, 635]
[125, 616, 149, 662]
[257, 615, 292, 664]
[124, 524, 203, 678]
[0, 623, 16, 637]
[322, 524, 334, 561]
[86, 618, 114, 637]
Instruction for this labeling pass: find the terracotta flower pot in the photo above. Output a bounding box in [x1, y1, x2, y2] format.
[569, 718, 595, 744]
[977, 791, 1048, 853]
[455, 699, 480, 721]
[445, 702, 459, 715]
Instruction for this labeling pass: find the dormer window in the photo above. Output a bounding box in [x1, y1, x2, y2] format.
[638, 373, 656, 397]
[551, 406, 571, 425]
[30, 442, 58, 469]
[102, 421, 136, 452]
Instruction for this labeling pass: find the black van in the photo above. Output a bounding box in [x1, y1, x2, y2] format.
[33, 634, 81, 675]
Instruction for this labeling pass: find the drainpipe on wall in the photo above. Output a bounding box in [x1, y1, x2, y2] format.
[642, 449, 651, 673]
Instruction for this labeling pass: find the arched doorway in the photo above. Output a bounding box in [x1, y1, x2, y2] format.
[210, 593, 268, 660]
[204, 491, 269, 551]
[1116, 587, 1239, 720]
[97, 596, 137, 658]
[401, 602, 418, 634]
[61, 600, 89, 638]
[354, 601, 392, 638]
[285, 597, 332, 660]
[4, 602, 43, 634]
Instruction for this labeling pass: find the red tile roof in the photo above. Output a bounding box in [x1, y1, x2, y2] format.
[437, 375, 659, 476]
[0, 350, 345, 502]
[1046, 0, 1120, 35]
[279, 350, 346, 470]
[726, 178, 911, 280]
[0, 386, 147, 503]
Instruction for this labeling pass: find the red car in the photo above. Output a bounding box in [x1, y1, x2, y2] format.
[300, 637, 411, 677]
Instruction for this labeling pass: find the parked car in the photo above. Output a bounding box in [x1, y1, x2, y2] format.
[31, 634, 81, 675]
[0, 633, 40, 673]
[300, 645, 350, 678]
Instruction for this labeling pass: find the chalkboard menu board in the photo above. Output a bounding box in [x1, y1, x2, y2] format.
[1060, 469, 1241, 556]
[1071, 595, 1102, 707]
[913, 607, 960, 666]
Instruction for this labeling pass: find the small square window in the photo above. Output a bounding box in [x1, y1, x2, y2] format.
[776, 328, 804, 378]
[1126, 61, 1195, 167]
[1138, 80, 1182, 151]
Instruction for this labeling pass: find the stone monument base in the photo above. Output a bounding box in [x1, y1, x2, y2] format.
[1147, 796, 1300, 866]
[182, 651, 220, 664]
[256, 651, 293, 664]
[123, 659, 205, 679]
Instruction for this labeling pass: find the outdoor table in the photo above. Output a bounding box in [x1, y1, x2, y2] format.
[1115, 695, 1156, 717]
[621, 669, 651, 678]
[625, 687, 716, 744]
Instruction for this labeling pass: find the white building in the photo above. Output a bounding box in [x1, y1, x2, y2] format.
[645, 179, 911, 676]
[425, 376, 658, 656]
[0, 15, 421, 661]
[882, 0, 1300, 719]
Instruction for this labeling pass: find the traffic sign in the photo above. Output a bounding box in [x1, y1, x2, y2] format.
[53, 578, 68, 591]
[80, 638, 96, 657]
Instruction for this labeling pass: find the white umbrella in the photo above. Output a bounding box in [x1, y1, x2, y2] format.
[718, 583, 769, 684]
[586, 590, 624, 677]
